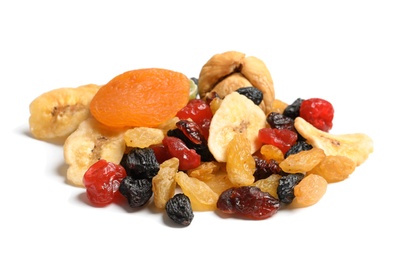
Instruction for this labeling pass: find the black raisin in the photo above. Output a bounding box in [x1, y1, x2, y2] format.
[120, 147, 160, 179]
[253, 157, 283, 181]
[283, 98, 304, 119]
[284, 140, 313, 158]
[165, 193, 194, 226]
[266, 112, 295, 131]
[119, 176, 153, 208]
[236, 86, 263, 106]
[277, 173, 305, 204]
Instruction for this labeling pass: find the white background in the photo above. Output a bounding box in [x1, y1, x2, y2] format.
[1, 1, 394, 259]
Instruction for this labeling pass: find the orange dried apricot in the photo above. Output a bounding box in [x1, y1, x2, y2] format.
[90, 68, 190, 128]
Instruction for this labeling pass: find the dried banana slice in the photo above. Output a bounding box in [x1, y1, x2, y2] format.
[29, 84, 100, 141]
[63, 117, 126, 187]
[208, 91, 266, 162]
[294, 117, 374, 166]
[198, 51, 274, 114]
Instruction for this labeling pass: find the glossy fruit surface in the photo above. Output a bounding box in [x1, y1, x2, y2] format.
[299, 98, 334, 132]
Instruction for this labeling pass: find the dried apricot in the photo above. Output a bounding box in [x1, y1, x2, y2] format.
[90, 68, 190, 128]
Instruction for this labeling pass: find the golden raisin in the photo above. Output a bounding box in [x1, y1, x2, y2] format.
[308, 155, 356, 183]
[279, 147, 326, 173]
[260, 144, 284, 163]
[151, 158, 179, 209]
[253, 174, 282, 199]
[187, 161, 222, 182]
[175, 171, 219, 211]
[292, 174, 327, 207]
[226, 133, 256, 186]
[124, 127, 164, 148]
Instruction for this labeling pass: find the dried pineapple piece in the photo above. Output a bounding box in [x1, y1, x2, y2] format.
[294, 117, 373, 166]
[29, 84, 100, 141]
[63, 117, 126, 187]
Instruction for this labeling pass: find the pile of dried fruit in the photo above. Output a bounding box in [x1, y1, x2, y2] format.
[28, 51, 374, 226]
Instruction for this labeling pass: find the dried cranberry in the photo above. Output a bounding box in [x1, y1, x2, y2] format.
[299, 98, 334, 132]
[162, 136, 201, 171]
[176, 99, 213, 139]
[83, 159, 127, 207]
[217, 186, 280, 220]
[266, 112, 295, 131]
[253, 157, 283, 181]
[258, 128, 298, 154]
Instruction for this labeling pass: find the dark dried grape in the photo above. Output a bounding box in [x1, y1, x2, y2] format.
[284, 140, 313, 158]
[277, 173, 305, 204]
[120, 147, 160, 179]
[236, 86, 263, 106]
[119, 176, 153, 208]
[217, 186, 280, 220]
[253, 157, 283, 181]
[266, 112, 295, 131]
[283, 98, 304, 119]
[167, 128, 214, 162]
[165, 193, 194, 226]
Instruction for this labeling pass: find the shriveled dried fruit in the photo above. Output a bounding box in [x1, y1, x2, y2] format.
[292, 174, 327, 207]
[175, 171, 219, 211]
[266, 112, 294, 131]
[119, 176, 153, 208]
[120, 147, 160, 179]
[258, 128, 298, 155]
[217, 186, 280, 220]
[279, 147, 326, 173]
[203, 171, 234, 196]
[235, 86, 264, 106]
[283, 98, 304, 119]
[253, 174, 282, 199]
[253, 157, 282, 181]
[299, 98, 334, 132]
[277, 173, 305, 204]
[187, 161, 221, 182]
[285, 140, 313, 158]
[308, 155, 356, 183]
[259, 144, 284, 163]
[226, 133, 256, 187]
[152, 158, 179, 209]
[165, 193, 194, 226]
[124, 127, 164, 148]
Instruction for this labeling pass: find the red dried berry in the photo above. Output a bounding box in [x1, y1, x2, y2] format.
[176, 99, 213, 139]
[162, 136, 201, 171]
[299, 98, 334, 132]
[258, 128, 298, 154]
[83, 159, 127, 207]
[217, 186, 280, 220]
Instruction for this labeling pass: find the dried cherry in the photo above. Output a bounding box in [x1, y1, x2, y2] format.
[162, 136, 201, 171]
[83, 159, 127, 207]
[299, 98, 334, 132]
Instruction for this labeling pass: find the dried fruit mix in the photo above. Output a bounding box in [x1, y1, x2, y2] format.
[28, 52, 374, 226]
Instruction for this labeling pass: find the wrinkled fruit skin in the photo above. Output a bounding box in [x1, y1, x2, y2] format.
[165, 193, 194, 226]
[119, 176, 153, 208]
[83, 159, 127, 206]
[277, 173, 305, 204]
[299, 98, 334, 132]
[217, 186, 280, 220]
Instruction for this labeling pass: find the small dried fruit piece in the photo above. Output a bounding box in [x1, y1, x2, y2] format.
[187, 161, 221, 182]
[277, 173, 305, 204]
[64, 117, 126, 187]
[294, 117, 374, 166]
[217, 186, 280, 220]
[292, 174, 327, 207]
[259, 144, 285, 163]
[253, 174, 282, 199]
[119, 176, 153, 208]
[124, 127, 164, 148]
[83, 159, 127, 206]
[226, 133, 256, 187]
[175, 171, 219, 211]
[29, 84, 100, 140]
[208, 91, 266, 162]
[299, 98, 334, 132]
[152, 158, 179, 209]
[279, 147, 326, 173]
[120, 147, 160, 179]
[165, 193, 194, 226]
[308, 155, 356, 183]
[258, 128, 298, 154]
[203, 171, 234, 196]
